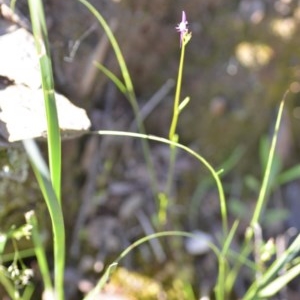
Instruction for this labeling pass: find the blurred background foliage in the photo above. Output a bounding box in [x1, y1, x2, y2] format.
[48, 0, 300, 166]
[2, 0, 300, 298]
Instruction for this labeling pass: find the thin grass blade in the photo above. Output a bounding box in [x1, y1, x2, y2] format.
[244, 233, 300, 299]
[259, 263, 300, 298]
[28, 0, 61, 202]
[83, 263, 118, 300]
[251, 92, 288, 225]
[93, 61, 127, 95]
[79, 0, 159, 200]
[23, 139, 65, 300]
[95, 130, 228, 236]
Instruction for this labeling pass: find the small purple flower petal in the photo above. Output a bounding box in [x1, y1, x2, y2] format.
[176, 11, 188, 47]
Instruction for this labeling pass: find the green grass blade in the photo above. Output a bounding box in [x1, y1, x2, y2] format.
[215, 255, 228, 300]
[28, 0, 61, 203]
[95, 130, 228, 235]
[251, 92, 287, 225]
[93, 62, 127, 95]
[244, 234, 300, 300]
[222, 220, 239, 256]
[84, 231, 192, 298]
[178, 96, 190, 113]
[258, 262, 300, 298]
[116, 231, 193, 262]
[23, 140, 65, 300]
[258, 234, 300, 289]
[225, 92, 288, 299]
[79, 0, 159, 200]
[215, 220, 239, 300]
[83, 262, 118, 300]
[1, 249, 35, 263]
[78, 0, 134, 100]
[189, 146, 244, 228]
[276, 164, 300, 186]
[259, 136, 282, 189]
[22, 283, 35, 300]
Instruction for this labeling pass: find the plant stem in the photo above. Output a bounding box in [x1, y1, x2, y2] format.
[96, 130, 228, 235]
[169, 41, 186, 141]
[79, 0, 159, 202]
[251, 91, 287, 226]
[161, 38, 187, 226]
[23, 140, 65, 300]
[28, 0, 62, 204]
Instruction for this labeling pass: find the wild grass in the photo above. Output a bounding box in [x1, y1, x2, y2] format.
[1, 0, 300, 299]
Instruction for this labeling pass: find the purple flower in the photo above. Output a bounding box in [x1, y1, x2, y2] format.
[176, 11, 188, 47]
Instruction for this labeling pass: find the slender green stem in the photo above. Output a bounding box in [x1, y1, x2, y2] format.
[83, 231, 193, 299]
[215, 256, 227, 300]
[23, 140, 65, 300]
[96, 130, 228, 236]
[79, 0, 159, 200]
[165, 146, 177, 204]
[251, 91, 287, 225]
[116, 231, 193, 262]
[226, 92, 288, 296]
[28, 0, 62, 203]
[225, 231, 253, 297]
[244, 233, 300, 300]
[164, 35, 187, 224]
[169, 42, 186, 141]
[27, 0, 64, 298]
[215, 220, 239, 300]
[83, 263, 118, 300]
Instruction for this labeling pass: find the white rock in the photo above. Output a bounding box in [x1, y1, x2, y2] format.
[0, 84, 91, 141]
[185, 230, 213, 255]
